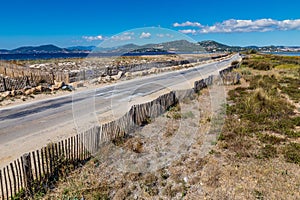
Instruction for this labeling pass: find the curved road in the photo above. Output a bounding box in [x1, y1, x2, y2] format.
[0, 54, 240, 149]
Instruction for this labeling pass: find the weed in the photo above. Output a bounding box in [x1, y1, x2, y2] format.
[254, 190, 264, 200]
[279, 77, 300, 101]
[259, 144, 278, 159]
[284, 143, 300, 165]
[257, 133, 285, 145]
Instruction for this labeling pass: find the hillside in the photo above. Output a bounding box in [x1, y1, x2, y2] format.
[1, 40, 300, 55]
[11, 44, 67, 54]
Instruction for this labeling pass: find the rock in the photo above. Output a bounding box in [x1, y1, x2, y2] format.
[20, 96, 27, 101]
[142, 71, 148, 76]
[124, 72, 132, 77]
[174, 66, 180, 70]
[1, 91, 11, 98]
[89, 78, 98, 84]
[24, 89, 32, 96]
[35, 85, 43, 92]
[31, 88, 37, 94]
[104, 75, 112, 82]
[54, 81, 65, 88]
[15, 90, 23, 96]
[97, 77, 102, 83]
[111, 71, 123, 80]
[184, 177, 188, 183]
[11, 90, 16, 97]
[62, 85, 68, 90]
[149, 67, 158, 74]
[50, 85, 59, 91]
[70, 82, 84, 88]
[62, 85, 73, 91]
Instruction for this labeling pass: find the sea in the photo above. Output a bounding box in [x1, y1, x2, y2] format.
[0, 51, 299, 61]
[266, 52, 300, 56]
[0, 53, 89, 61]
[0, 52, 176, 61]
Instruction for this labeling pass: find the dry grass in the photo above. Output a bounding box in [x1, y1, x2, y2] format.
[42, 54, 300, 200]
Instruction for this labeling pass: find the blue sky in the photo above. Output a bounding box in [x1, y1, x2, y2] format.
[1, 0, 300, 49]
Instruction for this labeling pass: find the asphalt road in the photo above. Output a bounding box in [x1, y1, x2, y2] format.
[0, 54, 240, 146]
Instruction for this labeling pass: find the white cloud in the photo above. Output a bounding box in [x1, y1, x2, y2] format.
[156, 33, 174, 38]
[123, 32, 135, 36]
[173, 21, 203, 28]
[140, 32, 151, 39]
[174, 19, 300, 34]
[278, 19, 300, 30]
[179, 29, 197, 34]
[111, 33, 134, 41]
[82, 35, 103, 41]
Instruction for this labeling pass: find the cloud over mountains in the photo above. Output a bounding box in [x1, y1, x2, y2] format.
[174, 19, 300, 34]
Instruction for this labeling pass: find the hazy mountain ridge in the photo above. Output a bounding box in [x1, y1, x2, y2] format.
[1, 40, 300, 54]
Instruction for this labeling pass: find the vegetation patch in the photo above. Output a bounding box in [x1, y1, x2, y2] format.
[221, 54, 300, 162]
[284, 143, 300, 165]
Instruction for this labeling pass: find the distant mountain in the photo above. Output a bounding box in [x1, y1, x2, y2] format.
[0, 44, 92, 54]
[1, 40, 300, 55]
[198, 40, 250, 52]
[92, 40, 206, 54]
[11, 45, 67, 54]
[198, 40, 230, 49]
[149, 40, 203, 52]
[0, 49, 10, 54]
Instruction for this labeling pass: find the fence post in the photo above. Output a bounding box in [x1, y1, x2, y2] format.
[0, 169, 4, 200]
[2, 77, 6, 92]
[22, 153, 33, 195]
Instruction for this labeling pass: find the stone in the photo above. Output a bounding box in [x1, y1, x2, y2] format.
[11, 90, 16, 97]
[149, 67, 158, 74]
[54, 80, 65, 88]
[50, 85, 60, 91]
[104, 75, 112, 82]
[35, 85, 43, 92]
[89, 78, 98, 84]
[1, 91, 11, 98]
[124, 72, 132, 77]
[24, 89, 32, 96]
[111, 71, 123, 80]
[20, 96, 27, 101]
[97, 76, 102, 83]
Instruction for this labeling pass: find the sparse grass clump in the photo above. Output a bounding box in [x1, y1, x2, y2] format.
[284, 143, 300, 165]
[257, 133, 285, 145]
[279, 77, 300, 101]
[259, 144, 278, 159]
[166, 103, 181, 119]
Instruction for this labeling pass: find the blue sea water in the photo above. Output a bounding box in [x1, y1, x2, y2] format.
[0, 52, 176, 61]
[268, 52, 300, 56]
[0, 53, 89, 61]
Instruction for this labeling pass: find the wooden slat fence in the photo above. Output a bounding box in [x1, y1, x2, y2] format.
[0, 62, 238, 199]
